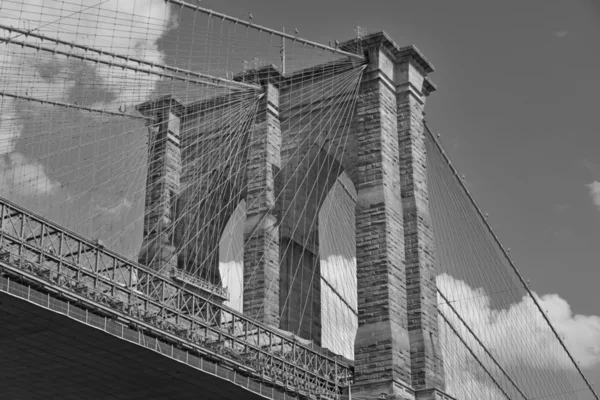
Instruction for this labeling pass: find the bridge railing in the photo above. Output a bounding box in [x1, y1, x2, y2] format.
[0, 197, 353, 399]
[170, 268, 230, 301]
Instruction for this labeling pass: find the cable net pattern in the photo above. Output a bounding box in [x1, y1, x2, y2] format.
[426, 127, 598, 400]
[0, 0, 362, 362]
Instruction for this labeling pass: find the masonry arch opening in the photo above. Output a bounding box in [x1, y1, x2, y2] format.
[219, 200, 246, 312]
[319, 171, 357, 360]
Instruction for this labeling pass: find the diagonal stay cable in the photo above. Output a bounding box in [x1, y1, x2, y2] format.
[438, 288, 528, 399]
[424, 123, 600, 400]
[439, 308, 513, 400]
[0, 0, 111, 44]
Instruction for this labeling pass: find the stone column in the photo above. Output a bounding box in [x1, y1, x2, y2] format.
[243, 78, 282, 326]
[396, 47, 446, 397]
[136, 97, 183, 277]
[351, 34, 414, 400]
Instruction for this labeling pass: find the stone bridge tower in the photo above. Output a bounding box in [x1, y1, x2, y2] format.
[137, 31, 452, 400]
[345, 32, 449, 400]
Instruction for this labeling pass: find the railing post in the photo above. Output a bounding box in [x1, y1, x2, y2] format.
[18, 210, 25, 257]
[0, 203, 5, 246]
[57, 232, 64, 275]
[76, 242, 82, 278]
[38, 224, 45, 264]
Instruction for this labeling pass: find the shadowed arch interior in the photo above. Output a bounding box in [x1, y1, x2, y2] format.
[278, 143, 348, 344]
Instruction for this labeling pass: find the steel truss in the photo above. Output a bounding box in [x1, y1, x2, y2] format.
[0, 196, 353, 400]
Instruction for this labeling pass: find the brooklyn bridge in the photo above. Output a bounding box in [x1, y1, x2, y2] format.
[0, 1, 597, 399]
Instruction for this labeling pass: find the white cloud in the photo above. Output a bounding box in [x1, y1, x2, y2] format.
[587, 181, 600, 210]
[553, 203, 571, 213]
[0, 0, 174, 198]
[1, 0, 173, 105]
[553, 30, 568, 38]
[438, 274, 600, 398]
[0, 98, 20, 155]
[541, 293, 600, 368]
[219, 260, 243, 312]
[437, 274, 600, 392]
[0, 148, 60, 197]
[441, 345, 508, 400]
[581, 159, 600, 175]
[321, 254, 357, 359]
[0, 97, 58, 197]
[94, 197, 132, 217]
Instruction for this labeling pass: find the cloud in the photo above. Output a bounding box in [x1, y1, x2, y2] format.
[94, 197, 132, 217]
[580, 159, 600, 175]
[321, 254, 357, 359]
[219, 260, 243, 312]
[542, 293, 600, 367]
[0, 152, 60, 197]
[0, 100, 60, 197]
[0, 0, 174, 198]
[438, 273, 600, 372]
[0, 98, 20, 155]
[553, 203, 571, 213]
[553, 30, 568, 38]
[438, 274, 600, 398]
[1, 0, 174, 106]
[586, 181, 600, 210]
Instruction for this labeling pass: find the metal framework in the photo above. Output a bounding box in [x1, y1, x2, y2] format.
[0, 196, 353, 399]
[171, 269, 230, 301]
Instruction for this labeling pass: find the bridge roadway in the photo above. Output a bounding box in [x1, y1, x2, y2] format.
[0, 197, 351, 400]
[0, 279, 270, 400]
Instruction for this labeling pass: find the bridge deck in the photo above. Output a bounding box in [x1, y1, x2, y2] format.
[0, 277, 291, 400]
[0, 197, 351, 400]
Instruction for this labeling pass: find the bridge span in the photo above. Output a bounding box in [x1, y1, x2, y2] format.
[0, 282, 270, 400]
[0, 197, 350, 400]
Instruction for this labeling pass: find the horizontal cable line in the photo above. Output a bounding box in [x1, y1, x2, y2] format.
[0, 91, 149, 120]
[0, 24, 260, 91]
[165, 0, 365, 61]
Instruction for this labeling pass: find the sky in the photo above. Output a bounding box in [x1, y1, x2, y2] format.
[2, 0, 600, 397]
